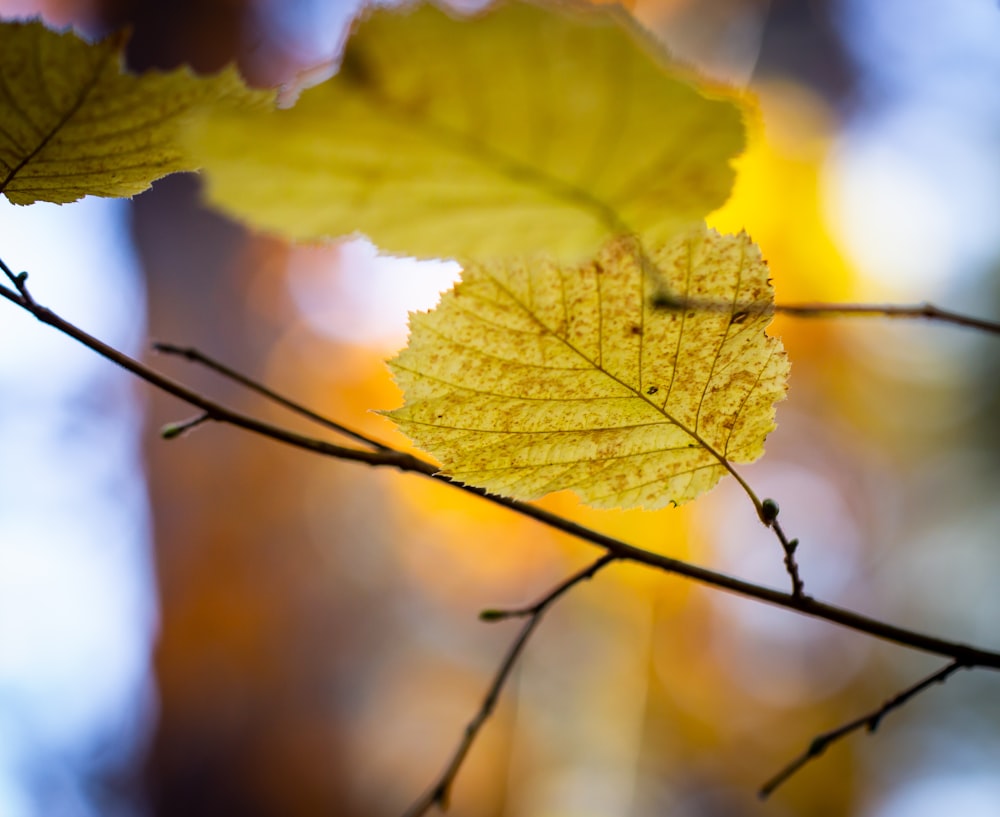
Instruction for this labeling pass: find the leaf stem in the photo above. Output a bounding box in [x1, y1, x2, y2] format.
[759, 500, 805, 598]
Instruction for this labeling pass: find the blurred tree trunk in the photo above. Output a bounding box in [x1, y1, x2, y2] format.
[89, 3, 370, 814]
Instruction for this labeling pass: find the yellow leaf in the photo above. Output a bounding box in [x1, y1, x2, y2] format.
[0, 21, 272, 206]
[186, 0, 745, 261]
[386, 225, 788, 510]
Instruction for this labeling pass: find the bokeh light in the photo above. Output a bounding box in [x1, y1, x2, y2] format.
[0, 197, 155, 816]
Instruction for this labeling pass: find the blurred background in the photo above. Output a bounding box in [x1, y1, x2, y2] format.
[2, 0, 1000, 815]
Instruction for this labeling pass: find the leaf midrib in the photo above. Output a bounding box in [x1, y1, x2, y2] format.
[483, 265, 741, 479]
[0, 39, 116, 196]
[342, 63, 633, 240]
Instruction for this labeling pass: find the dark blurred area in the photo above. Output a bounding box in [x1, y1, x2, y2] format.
[102, 3, 368, 815]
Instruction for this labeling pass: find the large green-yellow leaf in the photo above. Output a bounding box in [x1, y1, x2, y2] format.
[386, 225, 788, 510]
[186, 0, 745, 261]
[0, 21, 271, 205]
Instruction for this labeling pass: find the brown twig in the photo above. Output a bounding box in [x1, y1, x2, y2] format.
[776, 301, 1000, 334]
[402, 554, 616, 817]
[152, 342, 390, 451]
[759, 660, 967, 798]
[653, 293, 1000, 335]
[0, 263, 417, 472]
[156, 330, 808, 595]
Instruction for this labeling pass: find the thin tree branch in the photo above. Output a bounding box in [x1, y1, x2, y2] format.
[152, 342, 389, 451]
[759, 660, 967, 798]
[654, 293, 1000, 335]
[776, 301, 1000, 334]
[155, 333, 808, 596]
[0, 264, 416, 471]
[176, 367, 979, 664]
[4, 271, 1000, 662]
[773, 519, 803, 597]
[402, 554, 616, 817]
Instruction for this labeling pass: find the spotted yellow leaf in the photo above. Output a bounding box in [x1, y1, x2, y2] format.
[386, 225, 788, 509]
[0, 21, 271, 205]
[186, 0, 745, 261]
